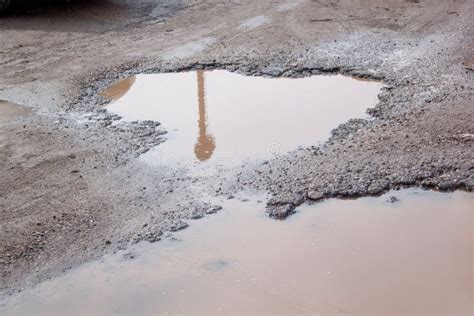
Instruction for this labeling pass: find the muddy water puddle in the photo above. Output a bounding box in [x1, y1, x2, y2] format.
[0, 100, 31, 123]
[3, 189, 473, 315]
[103, 71, 382, 168]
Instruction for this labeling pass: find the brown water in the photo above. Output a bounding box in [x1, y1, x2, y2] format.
[102, 71, 383, 167]
[100, 76, 136, 102]
[3, 189, 473, 315]
[0, 100, 31, 123]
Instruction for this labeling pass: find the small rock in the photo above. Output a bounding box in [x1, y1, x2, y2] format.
[170, 221, 189, 232]
[190, 212, 203, 220]
[123, 252, 136, 259]
[308, 191, 324, 201]
[262, 66, 284, 77]
[386, 196, 399, 203]
[144, 231, 162, 243]
[206, 205, 222, 214]
[268, 204, 296, 220]
[367, 179, 389, 195]
[267, 193, 305, 206]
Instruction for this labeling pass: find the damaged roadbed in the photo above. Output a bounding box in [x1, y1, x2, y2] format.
[0, 0, 473, 298]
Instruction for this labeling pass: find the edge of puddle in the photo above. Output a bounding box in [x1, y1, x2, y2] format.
[0, 100, 33, 123]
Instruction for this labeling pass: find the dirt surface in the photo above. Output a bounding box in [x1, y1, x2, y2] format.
[1, 0, 473, 297]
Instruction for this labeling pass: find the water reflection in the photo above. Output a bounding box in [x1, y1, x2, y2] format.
[101, 76, 136, 102]
[194, 70, 216, 161]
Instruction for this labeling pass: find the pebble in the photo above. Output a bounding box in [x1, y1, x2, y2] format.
[308, 190, 324, 201]
[386, 196, 399, 203]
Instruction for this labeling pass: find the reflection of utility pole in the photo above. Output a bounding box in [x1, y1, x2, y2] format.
[194, 70, 216, 161]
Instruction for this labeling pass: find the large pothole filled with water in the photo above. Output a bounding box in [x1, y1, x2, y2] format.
[3, 189, 472, 315]
[101, 70, 382, 168]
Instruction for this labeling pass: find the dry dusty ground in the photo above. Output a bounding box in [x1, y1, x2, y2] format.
[0, 0, 473, 296]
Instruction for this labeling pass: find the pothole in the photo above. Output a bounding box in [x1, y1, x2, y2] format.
[4, 189, 472, 315]
[102, 70, 383, 168]
[0, 100, 32, 123]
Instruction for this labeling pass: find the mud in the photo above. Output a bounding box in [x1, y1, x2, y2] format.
[1, 0, 473, 298]
[0, 100, 31, 123]
[2, 189, 473, 315]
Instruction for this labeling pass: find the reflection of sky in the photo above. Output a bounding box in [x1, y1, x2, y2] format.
[6, 190, 473, 315]
[105, 71, 383, 167]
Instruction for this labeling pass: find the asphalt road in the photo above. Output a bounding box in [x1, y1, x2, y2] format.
[0, 0, 473, 296]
